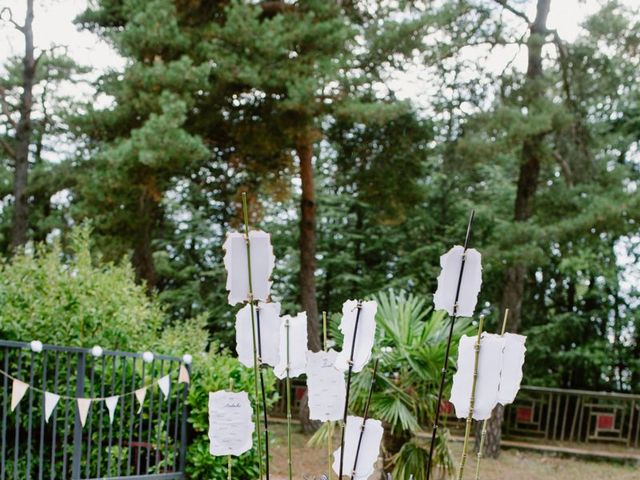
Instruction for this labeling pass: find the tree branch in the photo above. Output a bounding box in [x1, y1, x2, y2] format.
[0, 7, 24, 32]
[0, 137, 16, 159]
[493, 0, 531, 25]
[0, 87, 17, 129]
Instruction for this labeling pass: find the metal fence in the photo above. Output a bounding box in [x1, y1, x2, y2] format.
[0, 340, 189, 480]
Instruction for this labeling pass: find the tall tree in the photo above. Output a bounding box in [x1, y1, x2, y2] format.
[0, 1, 36, 250]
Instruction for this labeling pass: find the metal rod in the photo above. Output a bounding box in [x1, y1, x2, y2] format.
[323, 311, 333, 480]
[285, 317, 294, 480]
[426, 209, 475, 480]
[458, 316, 484, 480]
[350, 359, 379, 480]
[256, 307, 271, 479]
[228, 378, 234, 480]
[339, 301, 363, 478]
[242, 192, 265, 480]
[476, 309, 509, 479]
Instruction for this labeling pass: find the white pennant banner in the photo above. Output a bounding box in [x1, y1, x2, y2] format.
[335, 300, 377, 373]
[274, 312, 308, 380]
[11, 379, 29, 412]
[236, 301, 281, 368]
[44, 392, 60, 423]
[135, 387, 147, 413]
[223, 231, 275, 305]
[157, 375, 171, 400]
[105, 396, 119, 424]
[433, 245, 482, 317]
[178, 365, 190, 384]
[77, 398, 91, 427]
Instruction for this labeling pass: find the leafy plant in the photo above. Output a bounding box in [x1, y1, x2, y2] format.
[312, 289, 471, 479]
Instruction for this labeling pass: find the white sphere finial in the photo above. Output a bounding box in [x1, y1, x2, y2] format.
[182, 354, 192, 365]
[91, 345, 103, 357]
[30, 340, 43, 353]
[142, 351, 154, 363]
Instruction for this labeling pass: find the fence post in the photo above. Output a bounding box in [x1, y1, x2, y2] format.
[178, 363, 190, 472]
[71, 352, 86, 480]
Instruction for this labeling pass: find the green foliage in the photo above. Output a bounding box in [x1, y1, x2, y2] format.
[185, 347, 277, 480]
[313, 290, 471, 477]
[0, 226, 163, 351]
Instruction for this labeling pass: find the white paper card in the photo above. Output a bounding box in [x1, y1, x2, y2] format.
[44, 392, 60, 423]
[208, 390, 255, 456]
[306, 350, 346, 421]
[158, 375, 171, 399]
[433, 246, 482, 317]
[223, 231, 275, 305]
[105, 395, 119, 424]
[274, 313, 308, 380]
[236, 301, 281, 368]
[77, 398, 91, 427]
[10, 379, 28, 412]
[497, 333, 527, 405]
[335, 300, 377, 373]
[332, 415, 383, 480]
[450, 333, 505, 420]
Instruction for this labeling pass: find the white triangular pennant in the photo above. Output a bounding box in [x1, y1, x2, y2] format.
[11, 379, 29, 412]
[135, 387, 147, 413]
[77, 398, 91, 427]
[157, 375, 170, 399]
[44, 392, 60, 423]
[178, 365, 190, 384]
[105, 396, 119, 424]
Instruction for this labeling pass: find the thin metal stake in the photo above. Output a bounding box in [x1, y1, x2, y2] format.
[256, 307, 271, 479]
[339, 301, 363, 478]
[457, 316, 484, 480]
[350, 359, 379, 480]
[475, 309, 509, 480]
[241, 192, 265, 480]
[228, 378, 234, 480]
[323, 311, 334, 480]
[426, 209, 475, 480]
[285, 318, 293, 480]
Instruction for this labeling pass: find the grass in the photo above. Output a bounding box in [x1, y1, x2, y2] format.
[267, 423, 639, 479]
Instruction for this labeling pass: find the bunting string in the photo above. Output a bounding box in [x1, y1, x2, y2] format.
[0, 363, 190, 402]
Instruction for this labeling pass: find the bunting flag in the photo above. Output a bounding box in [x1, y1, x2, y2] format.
[105, 395, 119, 424]
[11, 379, 29, 412]
[157, 375, 171, 399]
[178, 364, 190, 384]
[44, 392, 60, 423]
[135, 387, 147, 413]
[77, 398, 91, 427]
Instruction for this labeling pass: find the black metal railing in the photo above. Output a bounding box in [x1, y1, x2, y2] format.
[0, 340, 189, 480]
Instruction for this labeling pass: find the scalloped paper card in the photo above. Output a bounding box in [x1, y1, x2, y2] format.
[335, 300, 377, 373]
[433, 245, 482, 317]
[236, 301, 281, 368]
[223, 231, 274, 305]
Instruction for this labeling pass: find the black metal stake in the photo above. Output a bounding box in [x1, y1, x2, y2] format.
[256, 307, 270, 480]
[350, 359, 379, 480]
[339, 301, 363, 479]
[425, 210, 475, 480]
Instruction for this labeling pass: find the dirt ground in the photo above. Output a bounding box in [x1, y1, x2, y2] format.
[268, 423, 639, 480]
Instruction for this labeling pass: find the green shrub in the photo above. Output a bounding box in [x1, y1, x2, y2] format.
[0, 226, 276, 479]
[0, 226, 163, 351]
[185, 346, 277, 480]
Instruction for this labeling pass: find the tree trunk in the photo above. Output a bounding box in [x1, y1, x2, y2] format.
[132, 191, 159, 290]
[297, 137, 321, 352]
[10, 0, 36, 251]
[481, 0, 552, 458]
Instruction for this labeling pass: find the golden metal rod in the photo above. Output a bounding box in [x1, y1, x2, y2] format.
[475, 309, 509, 480]
[458, 315, 484, 480]
[241, 192, 264, 480]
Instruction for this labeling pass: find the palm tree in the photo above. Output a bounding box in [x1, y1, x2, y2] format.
[312, 289, 471, 479]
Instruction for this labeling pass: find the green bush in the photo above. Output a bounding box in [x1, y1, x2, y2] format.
[185, 346, 277, 480]
[0, 226, 276, 479]
[0, 226, 163, 351]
